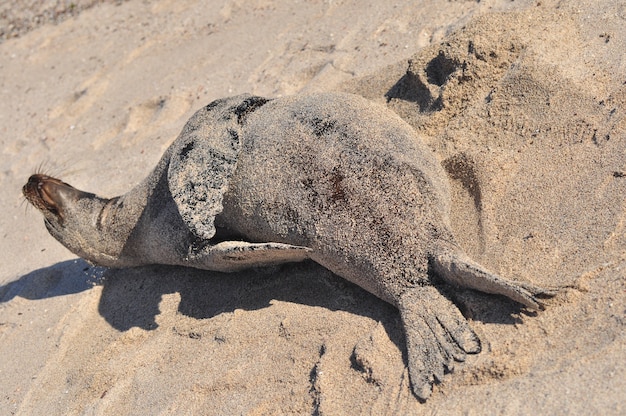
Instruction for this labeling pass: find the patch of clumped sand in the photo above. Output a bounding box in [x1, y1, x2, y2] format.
[1, 0, 624, 414]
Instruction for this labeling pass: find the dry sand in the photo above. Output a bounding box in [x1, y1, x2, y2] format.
[1, 0, 624, 414]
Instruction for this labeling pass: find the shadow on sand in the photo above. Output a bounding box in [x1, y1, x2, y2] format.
[1, 259, 526, 338]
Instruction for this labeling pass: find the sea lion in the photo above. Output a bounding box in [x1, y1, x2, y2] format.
[23, 92, 551, 400]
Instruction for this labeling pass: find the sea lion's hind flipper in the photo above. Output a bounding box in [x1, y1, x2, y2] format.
[431, 248, 556, 310]
[187, 241, 312, 272]
[398, 285, 481, 401]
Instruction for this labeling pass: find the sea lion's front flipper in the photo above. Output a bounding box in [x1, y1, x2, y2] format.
[167, 102, 242, 241]
[398, 285, 481, 401]
[431, 248, 555, 310]
[187, 241, 312, 272]
[167, 95, 270, 241]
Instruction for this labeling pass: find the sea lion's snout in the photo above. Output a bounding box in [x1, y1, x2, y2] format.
[23, 173, 126, 266]
[23, 174, 88, 223]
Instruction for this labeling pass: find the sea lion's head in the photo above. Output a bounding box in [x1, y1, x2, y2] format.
[22, 174, 123, 266]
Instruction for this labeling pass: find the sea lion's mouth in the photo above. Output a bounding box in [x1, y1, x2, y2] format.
[22, 174, 76, 221]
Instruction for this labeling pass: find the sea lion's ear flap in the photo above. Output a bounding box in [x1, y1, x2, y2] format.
[167, 97, 243, 241]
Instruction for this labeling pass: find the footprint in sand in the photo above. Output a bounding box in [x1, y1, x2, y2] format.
[91, 94, 193, 151]
[48, 73, 110, 122]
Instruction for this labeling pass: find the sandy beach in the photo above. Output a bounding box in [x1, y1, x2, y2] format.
[1, 0, 624, 414]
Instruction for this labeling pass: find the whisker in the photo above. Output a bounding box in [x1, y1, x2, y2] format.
[31, 158, 82, 182]
[31, 159, 64, 179]
[21, 196, 32, 216]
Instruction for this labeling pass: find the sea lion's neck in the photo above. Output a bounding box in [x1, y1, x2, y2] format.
[97, 148, 188, 267]
[40, 148, 179, 268]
